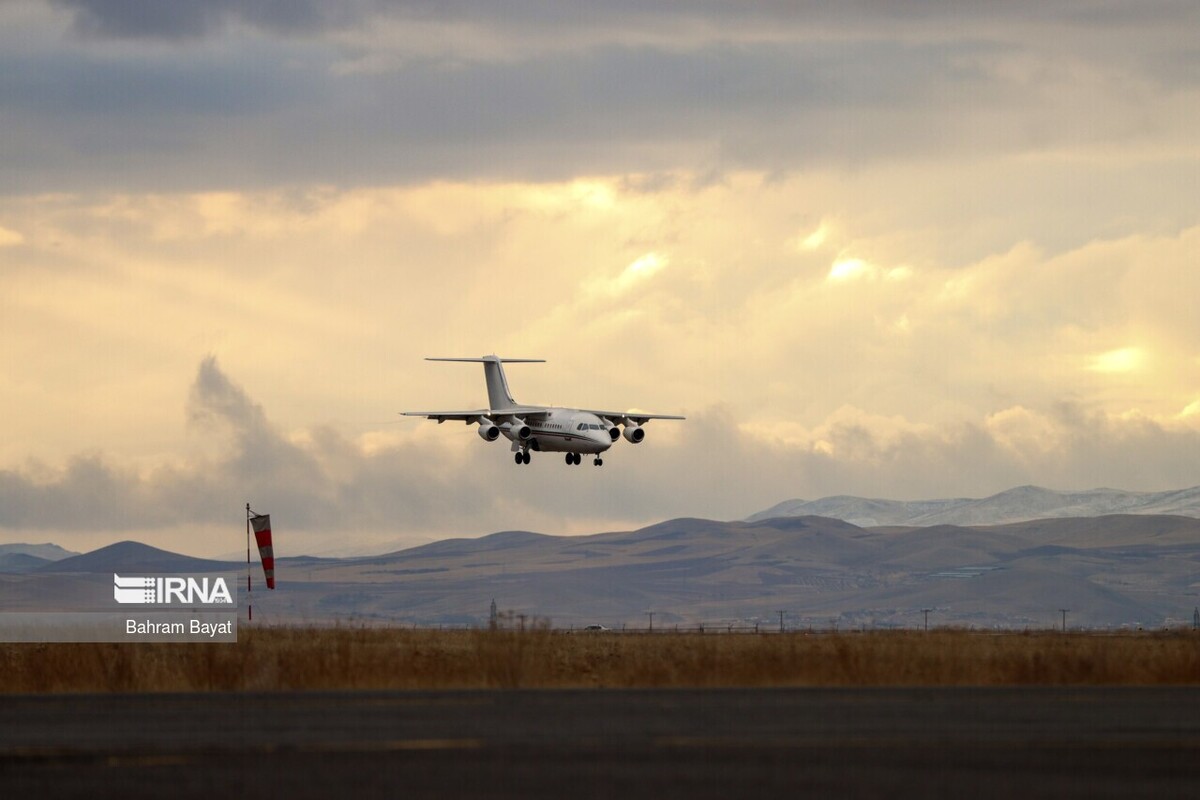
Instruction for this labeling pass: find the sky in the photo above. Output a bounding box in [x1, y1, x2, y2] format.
[3, 1, 1200, 557]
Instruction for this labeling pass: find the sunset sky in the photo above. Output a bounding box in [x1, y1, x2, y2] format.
[3, 1, 1200, 556]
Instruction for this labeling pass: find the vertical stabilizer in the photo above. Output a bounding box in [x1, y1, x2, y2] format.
[425, 356, 545, 411]
[482, 357, 517, 410]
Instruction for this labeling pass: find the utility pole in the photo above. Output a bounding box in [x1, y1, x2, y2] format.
[777, 610, 785, 633]
[921, 608, 932, 632]
[1059, 608, 1069, 632]
[647, 611, 654, 632]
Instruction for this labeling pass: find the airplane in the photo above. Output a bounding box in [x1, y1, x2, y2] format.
[402, 356, 684, 466]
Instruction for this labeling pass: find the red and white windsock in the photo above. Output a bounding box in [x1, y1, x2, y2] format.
[250, 514, 275, 589]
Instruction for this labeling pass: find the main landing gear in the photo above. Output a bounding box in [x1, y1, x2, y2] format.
[514, 451, 531, 465]
[563, 453, 602, 466]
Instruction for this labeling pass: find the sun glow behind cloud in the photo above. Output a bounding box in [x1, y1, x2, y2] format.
[0, 225, 22, 247]
[828, 258, 869, 282]
[615, 252, 667, 291]
[1089, 347, 1144, 374]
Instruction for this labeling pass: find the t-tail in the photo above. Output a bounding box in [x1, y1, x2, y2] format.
[425, 356, 544, 411]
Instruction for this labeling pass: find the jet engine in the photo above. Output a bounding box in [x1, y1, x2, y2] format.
[622, 423, 645, 444]
[476, 420, 501, 441]
[502, 419, 532, 441]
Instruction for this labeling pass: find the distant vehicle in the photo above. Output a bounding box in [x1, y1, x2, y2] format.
[403, 356, 684, 466]
[582, 624, 610, 632]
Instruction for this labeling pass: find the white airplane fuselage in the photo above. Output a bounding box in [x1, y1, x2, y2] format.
[501, 408, 615, 455]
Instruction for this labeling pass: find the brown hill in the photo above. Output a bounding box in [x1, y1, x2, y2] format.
[238, 515, 1200, 630]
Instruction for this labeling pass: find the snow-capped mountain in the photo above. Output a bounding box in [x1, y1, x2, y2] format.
[746, 486, 1200, 527]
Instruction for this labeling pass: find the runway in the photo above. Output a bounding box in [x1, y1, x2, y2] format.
[3, 688, 1200, 798]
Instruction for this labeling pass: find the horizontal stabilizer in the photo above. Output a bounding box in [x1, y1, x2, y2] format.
[426, 357, 545, 363]
[424, 355, 542, 410]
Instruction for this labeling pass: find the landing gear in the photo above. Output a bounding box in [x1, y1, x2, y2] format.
[515, 451, 531, 465]
[560, 453, 601, 466]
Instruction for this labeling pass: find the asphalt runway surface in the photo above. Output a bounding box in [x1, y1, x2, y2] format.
[3, 687, 1200, 798]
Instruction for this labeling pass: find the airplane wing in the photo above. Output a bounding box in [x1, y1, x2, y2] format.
[401, 409, 489, 423]
[401, 406, 552, 423]
[582, 410, 686, 424]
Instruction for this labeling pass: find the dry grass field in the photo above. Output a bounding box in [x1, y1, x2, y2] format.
[2, 628, 1198, 693]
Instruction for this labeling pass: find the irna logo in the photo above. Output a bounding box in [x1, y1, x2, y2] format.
[113, 574, 234, 605]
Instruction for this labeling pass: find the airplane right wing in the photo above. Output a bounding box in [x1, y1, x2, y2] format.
[401, 406, 552, 423]
[400, 409, 491, 424]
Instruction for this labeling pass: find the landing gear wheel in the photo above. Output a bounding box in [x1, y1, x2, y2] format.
[573, 453, 582, 465]
[522, 452, 531, 465]
[565, 454, 573, 466]
[593, 457, 603, 466]
[515, 453, 523, 465]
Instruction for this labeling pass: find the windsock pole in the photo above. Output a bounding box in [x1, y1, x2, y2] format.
[245, 503, 252, 622]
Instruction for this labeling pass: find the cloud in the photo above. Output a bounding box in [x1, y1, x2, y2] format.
[4, 176, 1198, 468]
[51, 0, 352, 40]
[0, 225, 22, 246]
[1089, 347, 1144, 374]
[5, 355, 1200, 558]
[0, 357, 512, 552]
[4, 2, 1196, 192]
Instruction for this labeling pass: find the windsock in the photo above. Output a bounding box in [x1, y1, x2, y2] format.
[250, 514, 275, 589]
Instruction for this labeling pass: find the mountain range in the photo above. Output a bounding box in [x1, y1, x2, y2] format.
[746, 486, 1200, 527]
[7, 513, 1199, 630]
[0, 542, 78, 573]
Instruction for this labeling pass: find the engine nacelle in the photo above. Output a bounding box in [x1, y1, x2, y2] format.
[622, 423, 645, 444]
[477, 420, 501, 442]
[598, 419, 620, 441]
[502, 419, 532, 441]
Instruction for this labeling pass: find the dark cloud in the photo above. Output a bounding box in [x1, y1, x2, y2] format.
[1, 1, 1193, 192]
[0, 38, 1074, 191]
[49, 1, 1200, 43]
[52, 0, 352, 40]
